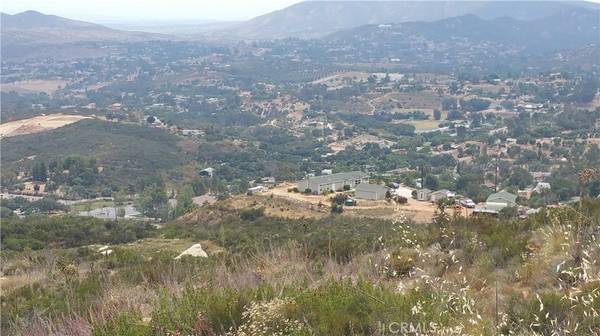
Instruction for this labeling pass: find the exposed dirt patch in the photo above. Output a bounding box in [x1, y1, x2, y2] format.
[0, 114, 91, 137]
[265, 183, 440, 223]
[1, 79, 68, 94]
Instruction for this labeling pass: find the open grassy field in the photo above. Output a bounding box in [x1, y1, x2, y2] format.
[311, 71, 370, 86]
[69, 199, 116, 213]
[0, 113, 91, 137]
[395, 118, 442, 132]
[1, 79, 68, 94]
[372, 90, 443, 112]
[223, 193, 329, 220]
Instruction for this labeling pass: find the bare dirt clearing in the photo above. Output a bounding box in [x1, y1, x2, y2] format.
[227, 193, 329, 219]
[1, 79, 68, 94]
[266, 183, 440, 223]
[0, 114, 91, 137]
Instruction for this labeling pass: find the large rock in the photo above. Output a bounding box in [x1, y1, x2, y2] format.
[175, 243, 208, 259]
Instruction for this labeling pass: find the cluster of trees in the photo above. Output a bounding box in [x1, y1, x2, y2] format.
[0, 196, 67, 217]
[460, 98, 491, 112]
[137, 184, 197, 221]
[1, 215, 155, 251]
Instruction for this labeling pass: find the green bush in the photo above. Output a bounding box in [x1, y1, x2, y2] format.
[92, 312, 150, 336]
[152, 286, 259, 335]
[0, 215, 156, 251]
[240, 207, 265, 221]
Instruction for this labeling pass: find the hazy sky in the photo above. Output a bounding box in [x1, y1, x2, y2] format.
[2, 0, 599, 23]
[0, 0, 303, 22]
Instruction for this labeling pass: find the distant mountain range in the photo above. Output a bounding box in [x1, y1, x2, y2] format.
[223, 0, 599, 39]
[2, 1, 598, 51]
[328, 7, 600, 52]
[0, 10, 164, 46]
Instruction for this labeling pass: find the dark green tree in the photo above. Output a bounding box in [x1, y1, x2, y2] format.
[31, 160, 47, 182]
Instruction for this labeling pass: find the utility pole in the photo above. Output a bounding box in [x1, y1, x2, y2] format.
[494, 157, 499, 193]
[495, 277, 499, 335]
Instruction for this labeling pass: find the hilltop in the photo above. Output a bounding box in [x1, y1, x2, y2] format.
[0, 10, 165, 52]
[222, 0, 598, 39]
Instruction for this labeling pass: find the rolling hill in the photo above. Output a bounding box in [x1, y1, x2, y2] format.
[0, 10, 164, 46]
[222, 0, 599, 39]
[328, 7, 600, 52]
[0, 119, 185, 186]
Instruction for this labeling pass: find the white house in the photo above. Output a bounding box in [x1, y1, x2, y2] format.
[534, 182, 551, 193]
[393, 186, 415, 199]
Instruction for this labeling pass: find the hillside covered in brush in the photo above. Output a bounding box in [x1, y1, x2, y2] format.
[2, 196, 600, 335]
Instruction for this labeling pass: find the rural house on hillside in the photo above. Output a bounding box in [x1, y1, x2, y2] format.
[474, 191, 518, 215]
[297, 171, 368, 194]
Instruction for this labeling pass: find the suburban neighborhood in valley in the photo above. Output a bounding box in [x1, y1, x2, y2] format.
[1, 1, 600, 335]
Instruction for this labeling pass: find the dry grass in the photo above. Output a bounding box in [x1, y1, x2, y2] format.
[233, 190, 329, 219]
[1, 79, 68, 94]
[394, 119, 442, 131]
[0, 114, 91, 137]
[5, 204, 600, 335]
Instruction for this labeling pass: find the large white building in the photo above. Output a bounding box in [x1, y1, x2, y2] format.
[297, 171, 369, 194]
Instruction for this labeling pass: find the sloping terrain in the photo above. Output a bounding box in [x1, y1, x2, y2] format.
[0, 114, 91, 138]
[328, 8, 600, 52]
[0, 10, 165, 52]
[223, 0, 597, 39]
[1, 119, 185, 183]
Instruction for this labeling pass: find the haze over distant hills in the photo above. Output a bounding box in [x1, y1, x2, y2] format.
[223, 0, 600, 39]
[328, 7, 600, 52]
[0, 10, 164, 46]
[1, 0, 598, 58]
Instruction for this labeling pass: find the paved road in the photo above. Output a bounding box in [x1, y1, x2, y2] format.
[0, 192, 113, 205]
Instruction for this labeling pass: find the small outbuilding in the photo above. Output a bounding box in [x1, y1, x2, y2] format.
[417, 188, 432, 201]
[430, 189, 456, 202]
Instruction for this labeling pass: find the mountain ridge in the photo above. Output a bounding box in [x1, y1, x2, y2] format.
[1, 10, 167, 46]
[220, 0, 599, 39]
[326, 7, 599, 52]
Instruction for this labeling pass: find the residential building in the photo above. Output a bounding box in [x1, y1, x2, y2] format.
[473, 191, 518, 215]
[296, 171, 368, 194]
[355, 183, 388, 200]
[417, 188, 432, 201]
[534, 182, 551, 193]
[392, 185, 414, 199]
[487, 191, 518, 207]
[430, 189, 455, 202]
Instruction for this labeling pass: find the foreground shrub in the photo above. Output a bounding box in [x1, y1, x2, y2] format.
[227, 298, 309, 336]
[92, 312, 149, 336]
